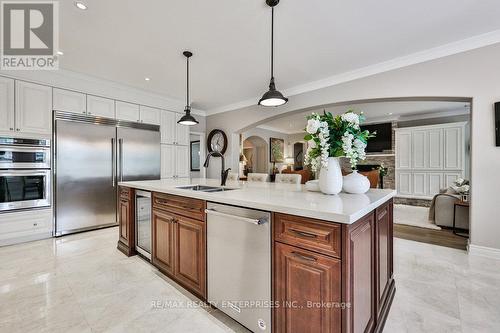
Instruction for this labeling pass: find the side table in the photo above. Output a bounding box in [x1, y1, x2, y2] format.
[453, 200, 470, 238]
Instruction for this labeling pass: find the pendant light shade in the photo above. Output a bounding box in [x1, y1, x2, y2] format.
[178, 51, 199, 126]
[258, 0, 288, 107]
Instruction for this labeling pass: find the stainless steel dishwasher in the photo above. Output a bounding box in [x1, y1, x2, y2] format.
[206, 202, 271, 332]
[135, 190, 151, 259]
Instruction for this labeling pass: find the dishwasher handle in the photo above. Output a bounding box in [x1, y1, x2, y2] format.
[205, 208, 268, 225]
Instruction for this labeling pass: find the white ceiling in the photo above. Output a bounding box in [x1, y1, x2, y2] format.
[59, 0, 500, 112]
[257, 100, 470, 134]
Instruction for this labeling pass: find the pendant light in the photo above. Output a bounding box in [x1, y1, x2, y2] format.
[258, 0, 288, 107]
[178, 51, 199, 126]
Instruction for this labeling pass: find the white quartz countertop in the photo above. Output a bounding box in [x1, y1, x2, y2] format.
[119, 178, 396, 224]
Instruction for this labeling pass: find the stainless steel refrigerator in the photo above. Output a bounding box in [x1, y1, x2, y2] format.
[54, 112, 160, 236]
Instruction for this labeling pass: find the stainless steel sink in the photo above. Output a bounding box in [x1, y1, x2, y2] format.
[176, 185, 236, 192]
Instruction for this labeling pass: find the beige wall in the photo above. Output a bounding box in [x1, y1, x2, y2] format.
[207, 43, 500, 251]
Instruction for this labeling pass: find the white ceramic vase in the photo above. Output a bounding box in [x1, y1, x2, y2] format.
[318, 157, 343, 195]
[343, 170, 370, 194]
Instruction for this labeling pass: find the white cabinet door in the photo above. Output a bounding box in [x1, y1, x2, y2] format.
[428, 173, 443, 197]
[161, 144, 175, 178]
[53, 88, 86, 114]
[412, 173, 426, 196]
[15, 81, 52, 135]
[139, 105, 161, 125]
[175, 145, 190, 178]
[396, 131, 412, 169]
[412, 130, 426, 169]
[428, 129, 443, 169]
[175, 113, 190, 146]
[115, 101, 140, 122]
[161, 111, 176, 144]
[444, 127, 463, 170]
[0, 209, 52, 243]
[397, 172, 412, 195]
[87, 95, 115, 118]
[0, 77, 15, 133]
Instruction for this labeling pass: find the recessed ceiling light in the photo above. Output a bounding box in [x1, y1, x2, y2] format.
[387, 112, 393, 115]
[144, 77, 151, 81]
[56, 51, 64, 56]
[75, 1, 88, 10]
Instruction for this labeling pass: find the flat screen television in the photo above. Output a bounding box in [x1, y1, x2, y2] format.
[360, 122, 392, 153]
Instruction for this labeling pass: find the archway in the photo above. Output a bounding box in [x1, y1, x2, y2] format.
[242, 136, 268, 174]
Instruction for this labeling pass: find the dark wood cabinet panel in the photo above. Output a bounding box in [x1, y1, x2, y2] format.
[274, 242, 341, 333]
[342, 213, 376, 333]
[153, 192, 205, 221]
[375, 201, 393, 313]
[152, 209, 175, 276]
[117, 186, 135, 256]
[174, 215, 206, 299]
[274, 213, 342, 258]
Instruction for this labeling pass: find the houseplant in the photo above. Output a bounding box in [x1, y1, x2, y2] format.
[304, 110, 374, 194]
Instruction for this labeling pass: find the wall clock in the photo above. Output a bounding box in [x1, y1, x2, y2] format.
[207, 129, 228, 155]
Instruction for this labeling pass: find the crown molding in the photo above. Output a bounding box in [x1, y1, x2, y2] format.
[0, 68, 207, 116]
[206, 29, 500, 116]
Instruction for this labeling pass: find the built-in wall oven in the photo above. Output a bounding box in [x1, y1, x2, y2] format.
[0, 138, 51, 212]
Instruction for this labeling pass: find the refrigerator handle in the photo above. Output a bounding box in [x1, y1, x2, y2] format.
[118, 138, 124, 182]
[111, 138, 116, 187]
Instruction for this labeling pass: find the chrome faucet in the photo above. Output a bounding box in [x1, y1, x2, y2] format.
[203, 151, 231, 186]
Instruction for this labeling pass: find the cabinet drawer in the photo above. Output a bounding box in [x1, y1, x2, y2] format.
[274, 213, 341, 258]
[153, 192, 205, 221]
[119, 186, 132, 200]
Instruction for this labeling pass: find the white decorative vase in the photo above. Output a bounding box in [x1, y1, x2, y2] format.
[319, 157, 343, 195]
[343, 170, 370, 194]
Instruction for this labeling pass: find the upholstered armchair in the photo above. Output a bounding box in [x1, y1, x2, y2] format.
[432, 190, 469, 229]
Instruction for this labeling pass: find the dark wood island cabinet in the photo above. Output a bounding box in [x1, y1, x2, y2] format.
[117, 185, 394, 333]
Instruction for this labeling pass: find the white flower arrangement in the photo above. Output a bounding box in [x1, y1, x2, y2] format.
[304, 110, 374, 170]
[451, 178, 470, 194]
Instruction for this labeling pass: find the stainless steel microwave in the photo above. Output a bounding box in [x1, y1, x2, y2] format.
[0, 137, 50, 169]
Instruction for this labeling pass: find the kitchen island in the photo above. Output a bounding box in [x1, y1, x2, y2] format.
[117, 178, 395, 333]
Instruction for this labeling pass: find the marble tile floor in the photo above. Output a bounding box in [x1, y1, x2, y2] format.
[0, 227, 499, 333]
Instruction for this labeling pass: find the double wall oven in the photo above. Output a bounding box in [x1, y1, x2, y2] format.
[0, 137, 51, 212]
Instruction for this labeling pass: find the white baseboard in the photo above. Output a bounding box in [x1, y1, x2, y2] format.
[468, 244, 500, 260]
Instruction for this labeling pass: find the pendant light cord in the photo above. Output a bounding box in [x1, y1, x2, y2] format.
[186, 56, 190, 108]
[271, 6, 274, 79]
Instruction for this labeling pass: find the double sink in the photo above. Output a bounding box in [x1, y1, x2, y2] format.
[176, 185, 236, 193]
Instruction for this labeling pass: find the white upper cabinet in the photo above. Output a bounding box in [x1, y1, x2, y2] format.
[161, 144, 189, 179]
[175, 113, 190, 146]
[161, 144, 175, 178]
[0, 77, 15, 133]
[427, 129, 443, 169]
[53, 88, 86, 114]
[15, 81, 52, 135]
[412, 130, 426, 169]
[87, 95, 115, 118]
[139, 105, 161, 125]
[175, 145, 190, 178]
[396, 131, 411, 169]
[115, 101, 140, 122]
[161, 111, 176, 144]
[444, 127, 463, 170]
